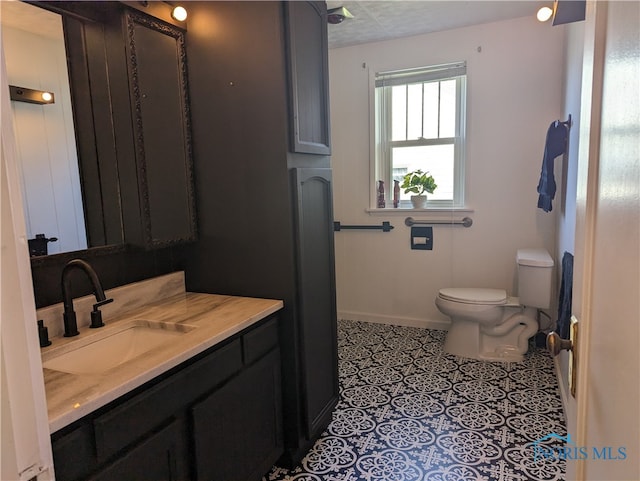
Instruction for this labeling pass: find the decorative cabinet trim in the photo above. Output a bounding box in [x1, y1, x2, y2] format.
[124, 10, 197, 248]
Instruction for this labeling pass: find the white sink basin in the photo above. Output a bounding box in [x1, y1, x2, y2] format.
[43, 323, 190, 375]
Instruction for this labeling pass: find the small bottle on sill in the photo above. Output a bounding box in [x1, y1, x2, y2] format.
[393, 180, 400, 208]
[377, 181, 385, 208]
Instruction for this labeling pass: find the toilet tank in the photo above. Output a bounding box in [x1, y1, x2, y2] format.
[517, 248, 554, 308]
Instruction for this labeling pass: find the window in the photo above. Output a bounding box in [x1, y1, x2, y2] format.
[374, 62, 467, 208]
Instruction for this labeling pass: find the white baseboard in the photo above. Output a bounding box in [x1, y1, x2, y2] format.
[553, 354, 571, 422]
[338, 310, 450, 331]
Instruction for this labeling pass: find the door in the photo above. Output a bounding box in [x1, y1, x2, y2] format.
[1, 48, 54, 480]
[568, 2, 639, 480]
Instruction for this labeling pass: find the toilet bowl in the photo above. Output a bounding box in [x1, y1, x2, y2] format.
[435, 249, 554, 362]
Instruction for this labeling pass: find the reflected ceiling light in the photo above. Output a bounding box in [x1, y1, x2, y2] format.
[171, 5, 187, 22]
[537, 6, 553, 22]
[9, 85, 55, 105]
[327, 6, 354, 24]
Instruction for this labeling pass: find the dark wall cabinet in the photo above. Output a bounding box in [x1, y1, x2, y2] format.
[122, 10, 197, 248]
[285, 1, 331, 155]
[51, 316, 282, 481]
[185, 1, 338, 468]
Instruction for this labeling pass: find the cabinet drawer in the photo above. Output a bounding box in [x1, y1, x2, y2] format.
[243, 316, 279, 364]
[94, 339, 242, 462]
[89, 419, 185, 481]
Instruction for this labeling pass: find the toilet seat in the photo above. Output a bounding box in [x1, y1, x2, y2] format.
[438, 288, 507, 305]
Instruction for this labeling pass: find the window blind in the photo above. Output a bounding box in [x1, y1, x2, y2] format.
[375, 62, 467, 87]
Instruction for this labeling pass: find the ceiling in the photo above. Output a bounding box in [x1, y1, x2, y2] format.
[1, 1, 548, 52]
[0, 1, 62, 39]
[326, 0, 548, 48]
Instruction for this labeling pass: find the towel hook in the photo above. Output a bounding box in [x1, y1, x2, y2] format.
[557, 114, 572, 128]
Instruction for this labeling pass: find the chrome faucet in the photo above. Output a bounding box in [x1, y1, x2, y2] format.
[61, 259, 113, 337]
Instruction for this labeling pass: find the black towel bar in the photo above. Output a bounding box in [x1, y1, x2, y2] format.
[333, 221, 394, 232]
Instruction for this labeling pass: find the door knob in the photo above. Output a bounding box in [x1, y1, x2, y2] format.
[546, 331, 573, 357]
[547, 317, 579, 397]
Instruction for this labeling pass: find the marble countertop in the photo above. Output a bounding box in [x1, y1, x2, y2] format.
[41, 292, 283, 433]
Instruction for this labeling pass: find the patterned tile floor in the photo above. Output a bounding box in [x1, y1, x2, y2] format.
[264, 320, 566, 481]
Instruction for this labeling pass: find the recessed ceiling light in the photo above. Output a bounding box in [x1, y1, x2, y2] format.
[537, 6, 553, 22]
[172, 6, 187, 22]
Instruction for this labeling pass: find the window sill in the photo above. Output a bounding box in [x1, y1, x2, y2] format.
[365, 207, 474, 215]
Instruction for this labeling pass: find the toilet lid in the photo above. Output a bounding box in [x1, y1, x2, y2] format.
[439, 288, 507, 305]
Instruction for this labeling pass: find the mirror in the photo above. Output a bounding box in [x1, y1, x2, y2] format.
[1, 1, 126, 258]
[3, 1, 195, 260]
[2, 1, 89, 256]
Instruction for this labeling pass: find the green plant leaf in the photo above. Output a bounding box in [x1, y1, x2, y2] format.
[401, 169, 436, 195]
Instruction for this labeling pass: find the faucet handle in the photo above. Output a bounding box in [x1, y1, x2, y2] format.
[94, 298, 114, 309]
[90, 298, 113, 328]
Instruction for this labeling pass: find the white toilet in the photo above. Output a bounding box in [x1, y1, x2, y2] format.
[435, 248, 554, 362]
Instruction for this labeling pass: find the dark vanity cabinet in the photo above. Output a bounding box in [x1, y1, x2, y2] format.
[192, 349, 282, 481]
[51, 316, 282, 481]
[185, 1, 338, 468]
[44, 0, 337, 474]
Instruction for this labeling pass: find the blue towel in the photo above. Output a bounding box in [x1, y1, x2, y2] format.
[537, 121, 568, 212]
[557, 252, 574, 339]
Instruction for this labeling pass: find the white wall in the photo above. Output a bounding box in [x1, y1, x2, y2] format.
[557, 22, 584, 260]
[329, 16, 566, 327]
[554, 19, 584, 441]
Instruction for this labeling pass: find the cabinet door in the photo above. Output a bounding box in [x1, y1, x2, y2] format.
[89, 419, 186, 481]
[291, 168, 339, 437]
[284, 1, 331, 155]
[123, 10, 197, 248]
[192, 349, 283, 481]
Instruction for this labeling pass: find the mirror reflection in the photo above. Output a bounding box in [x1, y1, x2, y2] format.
[2, 1, 87, 256]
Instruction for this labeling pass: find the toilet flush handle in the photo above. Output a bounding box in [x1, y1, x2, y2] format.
[546, 331, 573, 356]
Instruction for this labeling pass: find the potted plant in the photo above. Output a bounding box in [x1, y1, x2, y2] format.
[401, 170, 437, 208]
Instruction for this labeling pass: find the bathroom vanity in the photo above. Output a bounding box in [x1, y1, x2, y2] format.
[24, 0, 338, 475]
[40, 275, 284, 481]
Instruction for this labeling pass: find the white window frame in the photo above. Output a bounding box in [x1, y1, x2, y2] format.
[372, 62, 467, 209]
